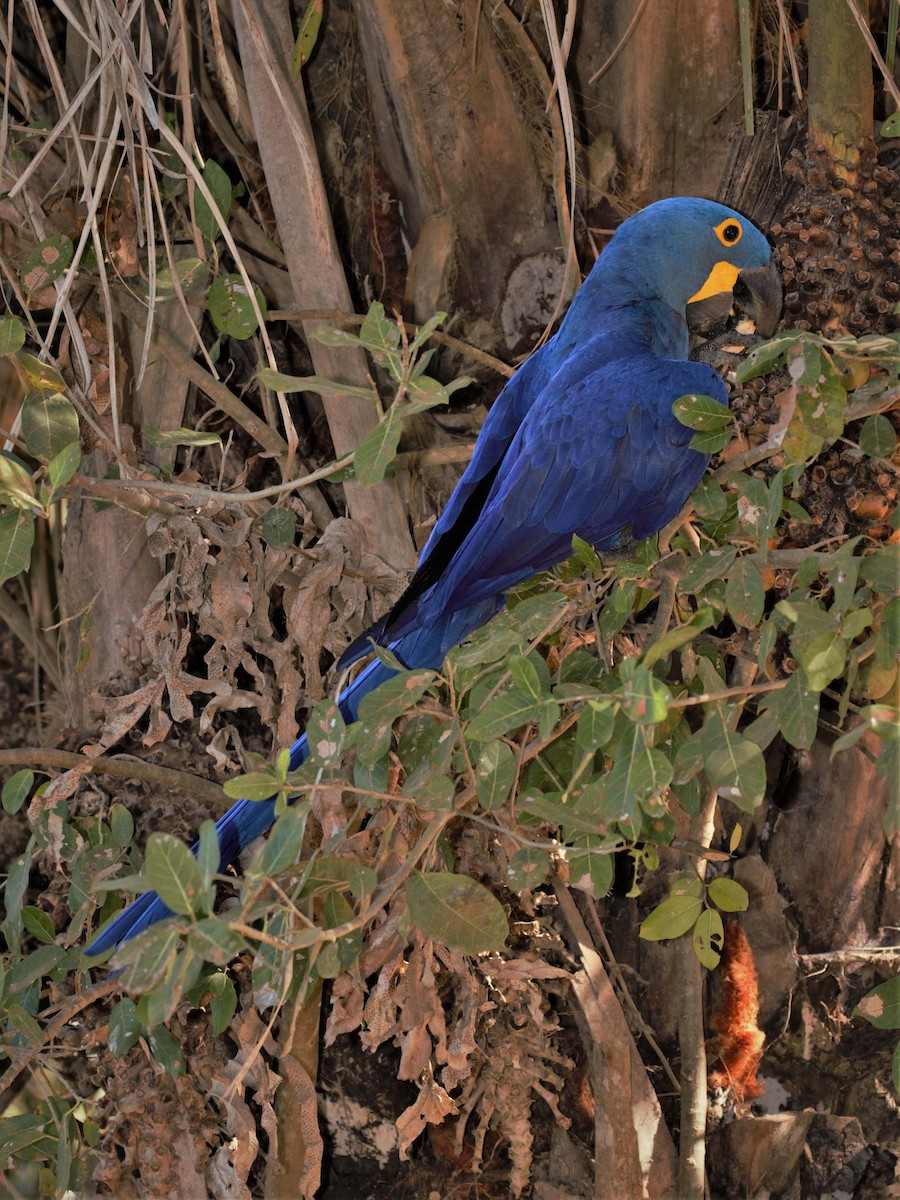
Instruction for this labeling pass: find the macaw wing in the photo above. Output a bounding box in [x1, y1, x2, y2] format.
[415, 355, 726, 620]
[338, 346, 554, 667]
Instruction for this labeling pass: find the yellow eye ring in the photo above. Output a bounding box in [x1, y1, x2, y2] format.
[714, 218, 743, 247]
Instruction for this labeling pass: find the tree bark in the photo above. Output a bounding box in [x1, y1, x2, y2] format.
[575, 0, 743, 206]
[233, 0, 416, 570]
[352, 0, 560, 324]
[808, 0, 873, 173]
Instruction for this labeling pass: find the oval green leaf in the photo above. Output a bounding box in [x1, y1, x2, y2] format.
[692, 907, 724, 969]
[407, 871, 508, 954]
[144, 833, 207, 917]
[639, 893, 703, 942]
[208, 273, 265, 340]
[707, 876, 750, 912]
[21, 391, 79, 462]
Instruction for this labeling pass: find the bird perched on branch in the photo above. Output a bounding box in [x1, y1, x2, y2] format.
[87, 197, 780, 956]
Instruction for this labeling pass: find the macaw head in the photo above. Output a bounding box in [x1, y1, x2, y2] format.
[588, 197, 782, 337]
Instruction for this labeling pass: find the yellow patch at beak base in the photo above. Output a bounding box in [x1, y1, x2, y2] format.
[688, 261, 741, 304]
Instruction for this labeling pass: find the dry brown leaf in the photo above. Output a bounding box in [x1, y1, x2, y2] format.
[396, 1074, 459, 1160]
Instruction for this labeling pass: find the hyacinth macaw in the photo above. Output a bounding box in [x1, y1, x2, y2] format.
[87, 197, 780, 956]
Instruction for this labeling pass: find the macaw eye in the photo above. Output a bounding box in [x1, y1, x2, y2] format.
[714, 219, 743, 247]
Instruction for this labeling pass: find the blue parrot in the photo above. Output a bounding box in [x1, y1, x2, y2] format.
[87, 197, 780, 957]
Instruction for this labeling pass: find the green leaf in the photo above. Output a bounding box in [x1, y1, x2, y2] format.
[8, 944, 65, 993]
[509, 653, 547, 701]
[0, 509, 35, 582]
[154, 257, 210, 302]
[223, 770, 280, 801]
[475, 740, 516, 811]
[147, 1024, 185, 1077]
[707, 877, 750, 912]
[305, 699, 347, 767]
[107, 803, 134, 848]
[567, 835, 614, 898]
[880, 111, 900, 137]
[196, 820, 220, 890]
[678, 546, 738, 595]
[2, 768, 33, 814]
[762, 669, 820, 750]
[21, 906, 56, 944]
[209, 973, 238, 1034]
[726, 558, 765, 628]
[21, 390, 79, 461]
[144, 833, 207, 917]
[0, 316, 26, 356]
[465, 688, 549, 743]
[407, 871, 507, 954]
[507, 846, 550, 891]
[3, 851, 31, 952]
[706, 733, 767, 812]
[309, 323, 361, 348]
[600, 734, 673, 825]
[292, 0, 324, 73]
[303, 856, 377, 902]
[893, 1040, 900, 1094]
[400, 715, 457, 807]
[356, 669, 437, 766]
[194, 159, 233, 243]
[0, 1111, 57, 1159]
[860, 546, 900, 594]
[108, 997, 143, 1057]
[672, 393, 731, 430]
[0, 452, 36, 509]
[783, 353, 846, 466]
[692, 908, 724, 969]
[142, 426, 223, 449]
[321, 891, 362, 974]
[16, 352, 65, 391]
[620, 663, 672, 724]
[353, 407, 403, 487]
[736, 330, 802, 381]
[359, 301, 400, 359]
[801, 630, 848, 691]
[256, 367, 376, 400]
[598, 578, 637, 638]
[208, 273, 265, 340]
[188, 918, 245, 966]
[20, 233, 73, 295]
[693, 475, 729, 522]
[47, 442, 81, 490]
[643, 607, 715, 669]
[639, 893, 704, 941]
[855, 976, 900, 1030]
[689, 426, 732, 455]
[6, 1002, 44, 1046]
[254, 803, 307, 877]
[575, 701, 616, 757]
[519, 789, 612, 836]
[260, 506, 295, 549]
[571, 533, 603, 573]
[113, 923, 181, 990]
[859, 413, 897, 458]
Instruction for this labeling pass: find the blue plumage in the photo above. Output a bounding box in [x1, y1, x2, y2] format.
[86, 197, 779, 957]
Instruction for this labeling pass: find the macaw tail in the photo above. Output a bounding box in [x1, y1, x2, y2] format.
[85, 655, 400, 957]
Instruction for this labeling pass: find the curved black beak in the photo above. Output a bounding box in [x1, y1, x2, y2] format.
[739, 258, 782, 338]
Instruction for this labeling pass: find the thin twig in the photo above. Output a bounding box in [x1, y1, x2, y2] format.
[677, 784, 718, 1200]
[0, 747, 227, 808]
[267, 308, 514, 378]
